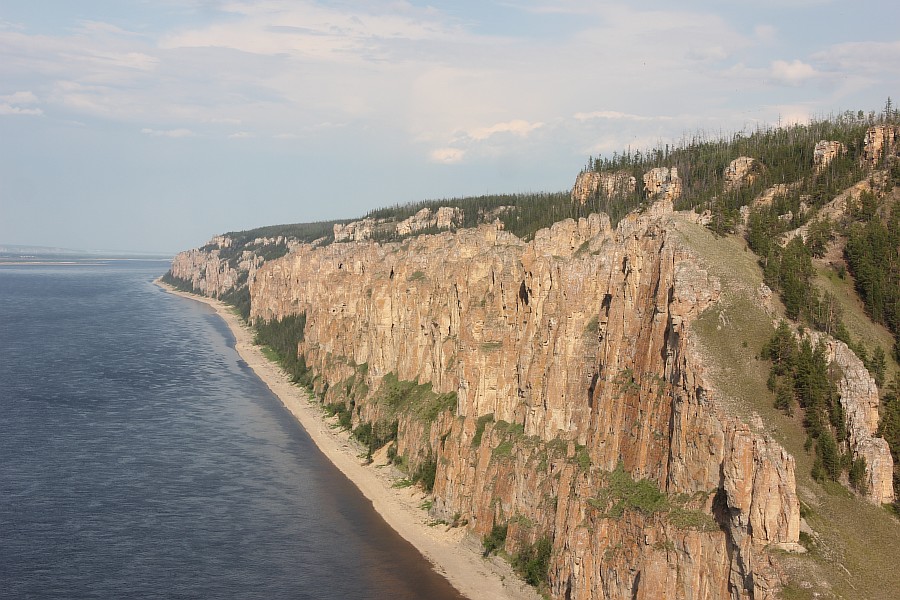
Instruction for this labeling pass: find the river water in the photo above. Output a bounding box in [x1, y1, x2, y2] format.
[0, 260, 463, 599]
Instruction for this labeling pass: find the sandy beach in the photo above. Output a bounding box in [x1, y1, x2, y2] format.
[156, 280, 540, 600]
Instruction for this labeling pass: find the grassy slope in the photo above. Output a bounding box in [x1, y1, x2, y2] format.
[676, 219, 900, 600]
[814, 265, 899, 377]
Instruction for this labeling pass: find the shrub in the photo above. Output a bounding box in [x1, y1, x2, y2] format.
[849, 456, 869, 496]
[472, 413, 495, 447]
[513, 537, 552, 588]
[482, 523, 508, 556]
[413, 455, 437, 492]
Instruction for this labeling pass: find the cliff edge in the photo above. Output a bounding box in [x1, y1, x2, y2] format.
[243, 201, 800, 599]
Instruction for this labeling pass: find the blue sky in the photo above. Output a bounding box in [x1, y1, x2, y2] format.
[1, 0, 898, 253]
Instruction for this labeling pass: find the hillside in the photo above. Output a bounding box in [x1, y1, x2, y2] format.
[164, 108, 900, 599]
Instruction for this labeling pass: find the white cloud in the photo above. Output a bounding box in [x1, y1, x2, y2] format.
[429, 147, 466, 164]
[574, 111, 670, 122]
[768, 104, 813, 126]
[0, 19, 25, 31]
[0, 103, 43, 116]
[0, 90, 42, 115]
[770, 59, 818, 84]
[813, 41, 900, 75]
[685, 45, 728, 62]
[228, 131, 254, 139]
[466, 119, 544, 141]
[1, 91, 38, 104]
[141, 127, 195, 138]
[754, 24, 777, 43]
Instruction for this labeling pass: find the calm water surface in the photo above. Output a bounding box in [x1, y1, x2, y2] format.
[0, 261, 463, 599]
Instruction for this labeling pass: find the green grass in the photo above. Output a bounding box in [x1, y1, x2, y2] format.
[813, 264, 899, 376]
[373, 372, 457, 424]
[677, 217, 900, 599]
[472, 413, 495, 447]
[260, 346, 279, 363]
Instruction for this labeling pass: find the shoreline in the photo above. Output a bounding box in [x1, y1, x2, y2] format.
[155, 279, 539, 600]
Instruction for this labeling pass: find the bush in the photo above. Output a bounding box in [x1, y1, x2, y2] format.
[513, 537, 552, 588]
[849, 456, 869, 496]
[482, 523, 508, 556]
[413, 455, 437, 492]
[325, 402, 352, 430]
[472, 413, 494, 447]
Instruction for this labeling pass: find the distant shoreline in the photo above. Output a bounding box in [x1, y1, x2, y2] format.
[154, 278, 539, 600]
[0, 258, 171, 266]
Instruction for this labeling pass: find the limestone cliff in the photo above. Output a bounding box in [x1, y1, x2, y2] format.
[571, 171, 637, 204]
[170, 234, 301, 298]
[642, 168, 682, 201]
[862, 124, 899, 166]
[248, 201, 800, 599]
[813, 140, 846, 172]
[334, 206, 464, 242]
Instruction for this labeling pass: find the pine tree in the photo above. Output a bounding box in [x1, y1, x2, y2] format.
[817, 430, 841, 481]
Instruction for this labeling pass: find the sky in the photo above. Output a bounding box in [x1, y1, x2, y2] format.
[1, 1, 898, 254]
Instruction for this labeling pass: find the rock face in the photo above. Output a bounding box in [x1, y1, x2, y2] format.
[571, 171, 602, 204]
[724, 157, 758, 190]
[571, 171, 637, 204]
[169, 234, 290, 297]
[248, 201, 799, 599]
[813, 140, 846, 171]
[334, 219, 377, 243]
[805, 332, 895, 504]
[334, 207, 464, 242]
[642, 167, 682, 201]
[862, 125, 898, 166]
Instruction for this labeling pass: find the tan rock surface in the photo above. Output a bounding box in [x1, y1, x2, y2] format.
[571, 171, 636, 204]
[863, 124, 898, 166]
[724, 156, 758, 190]
[642, 167, 682, 201]
[813, 140, 846, 171]
[244, 201, 798, 599]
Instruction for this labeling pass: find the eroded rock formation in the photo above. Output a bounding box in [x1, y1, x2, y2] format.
[862, 125, 899, 166]
[724, 157, 758, 190]
[247, 201, 799, 599]
[813, 140, 846, 171]
[643, 167, 682, 201]
[804, 332, 895, 504]
[334, 207, 464, 242]
[571, 171, 637, 204]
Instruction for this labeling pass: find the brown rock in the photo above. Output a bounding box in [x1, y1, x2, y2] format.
[642, 167, 682, 201]
[246, 201, 798, 599]
[813, 140, 846, 171]
[862, 125, 898, 166]
[724, 157, 758, 190]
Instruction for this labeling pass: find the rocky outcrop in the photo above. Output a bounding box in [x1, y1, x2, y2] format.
[249, 201, 799, 599]
[396, 207, 463, 236]
[813, 140, 846, 171]
[724, 157, 758, 190]
[571, 171, 637, 204]
[334, 207, 464, 242]
[571, 172, 602, 204]
[862, 125, 898, 166]
[643, 167, 682, 201]
[334, 218, 378, 242]
[804, 332, 895, 504]
[169, 235, 290, 297]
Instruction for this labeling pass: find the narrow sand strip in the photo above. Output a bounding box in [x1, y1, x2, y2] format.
[156, 280, 539, 600]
